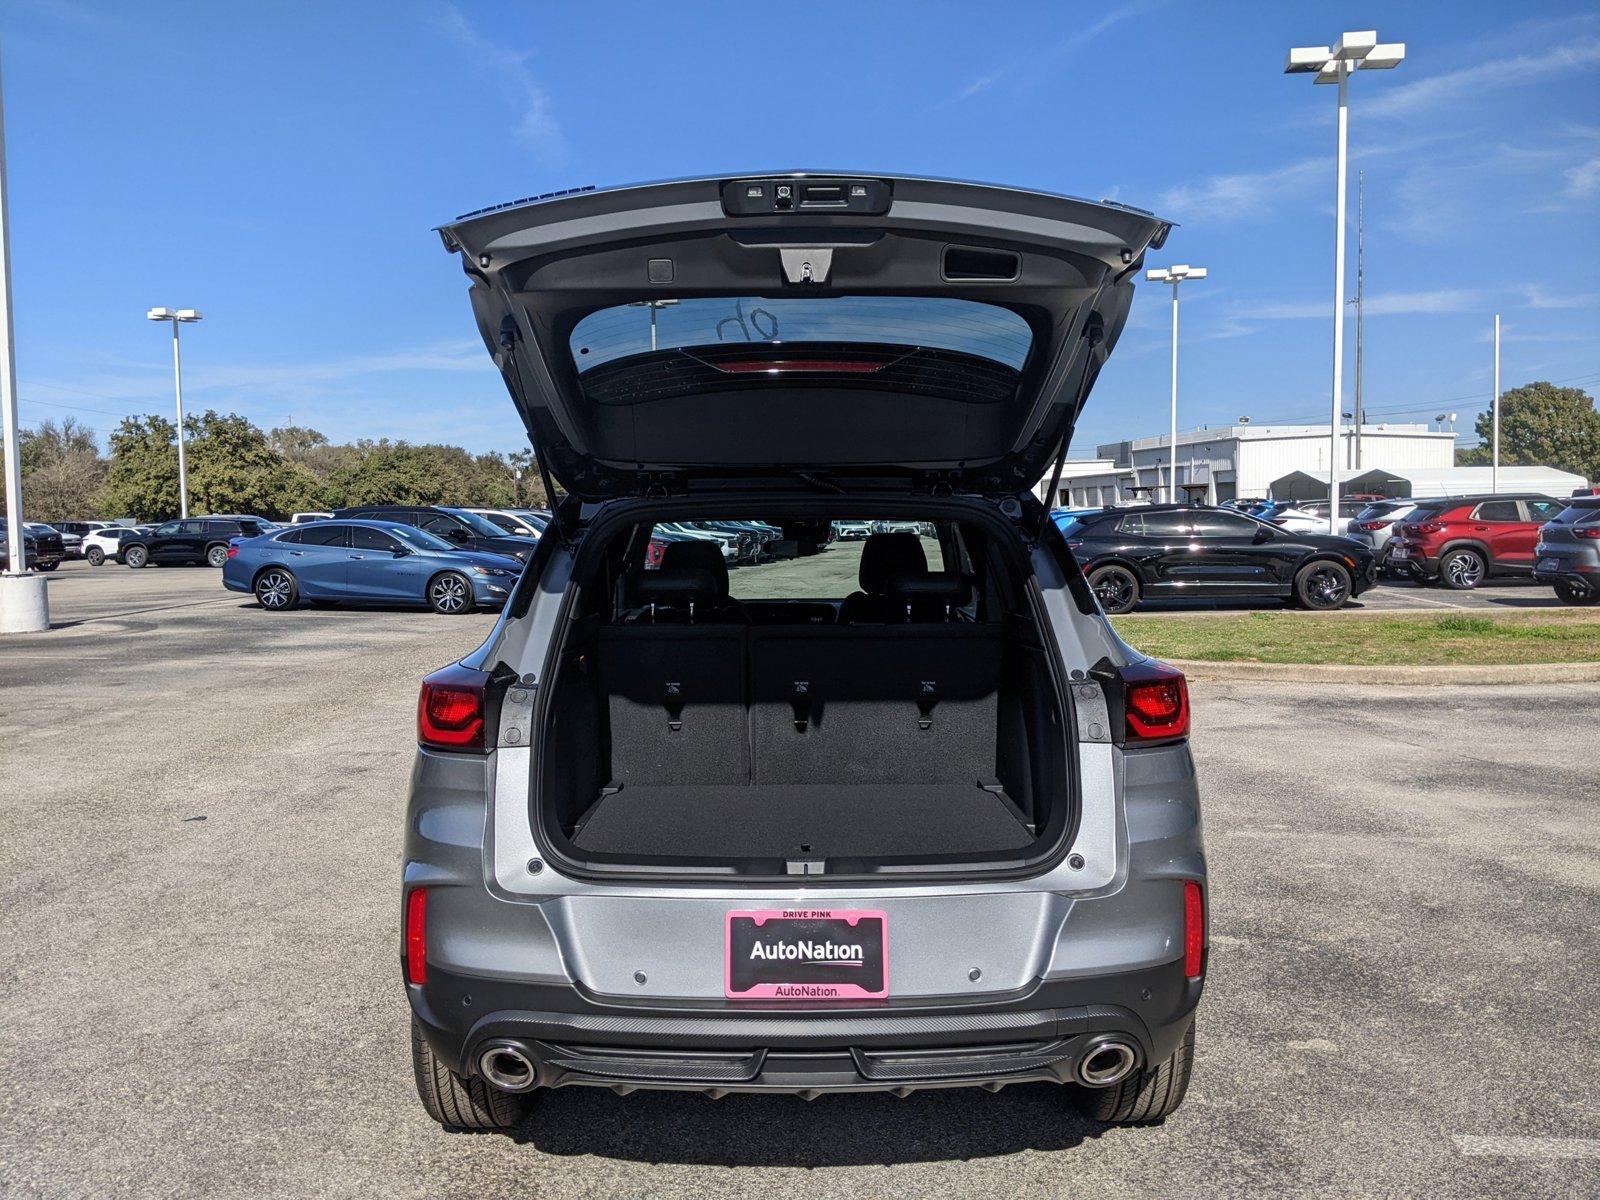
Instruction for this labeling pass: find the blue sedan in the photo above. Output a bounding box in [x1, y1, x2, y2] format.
[221, 519, 523, 614]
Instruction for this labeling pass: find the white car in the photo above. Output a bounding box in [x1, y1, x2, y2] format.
[1348, 500, 1421, 572]
[81, 526, 140, 566]
[290, 512, 333, 524]
[1271, 499, 1370, 536]
[465, 508, 544, 538]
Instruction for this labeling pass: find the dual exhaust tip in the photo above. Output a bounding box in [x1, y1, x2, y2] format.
[1074, 1038, 1140, 1088]
[477, 1035, 1140, 1093]
[478, 1042, 539, 1092]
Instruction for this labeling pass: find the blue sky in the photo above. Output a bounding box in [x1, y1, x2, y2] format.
[3, 0, 1597, 458]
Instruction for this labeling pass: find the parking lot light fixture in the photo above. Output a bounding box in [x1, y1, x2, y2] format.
[146, 306, 203, 519]
[627, 298, 680, 352]
[1145, 264, 1206, 503]
[1286, 30, 1405, 533]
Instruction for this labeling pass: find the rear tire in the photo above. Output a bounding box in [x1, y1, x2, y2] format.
[1076, 1022, 1195, 1125]
[86, 547, 106, 566]
[36, 561, 58, 572]
[1088, 564, 1140, 615]
[205, 543, 229, 568]
[411, 1019, 530, 1132]
[254, 568, 298, 611]
[428, 571, 475, 615]
[1294, 560, 1352, 610]
[1554, 579, 1598, 606]
[125, 545, 148, 569]
[1439, 547, 1487, 591]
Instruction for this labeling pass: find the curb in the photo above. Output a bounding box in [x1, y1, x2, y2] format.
[1168, 658, 1600, 685]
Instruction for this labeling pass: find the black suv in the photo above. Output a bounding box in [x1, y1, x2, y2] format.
[1059, 503, 1376, 613]
[331, 505, 537, 562]
[1, 524, 66, 572]
[121, 517, 270, 569]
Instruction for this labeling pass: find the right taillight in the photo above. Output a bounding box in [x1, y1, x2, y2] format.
[1119, 660, 1190, 743]
[417, 663, 490, 752]
[1183, 880, 1205, 979]
[1415, 521, 1443, 535]
[1355, 520, 1392, 531]
[1576, 527, 1600, 540]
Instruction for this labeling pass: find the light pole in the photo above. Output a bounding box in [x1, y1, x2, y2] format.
[146, 307, 202, 518]
[1286, 31, 1405, 533]
[1145, 264, 1206, 502]
[1492, 313, 1501, 494]
[627, 298, 680, 352]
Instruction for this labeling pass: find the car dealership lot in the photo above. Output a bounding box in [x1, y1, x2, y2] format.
[2, 564, 1596, 1198]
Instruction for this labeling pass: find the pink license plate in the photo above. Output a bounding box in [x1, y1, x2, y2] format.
[724, 909, 888, 1000]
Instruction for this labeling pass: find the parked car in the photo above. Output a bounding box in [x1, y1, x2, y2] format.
[50, 520, 111, 556]
[290, 511, 333, 524]
[465, 508, 544, 538]
[1348, 499, 1421, 575]
[81, 526, 140, 566]
[120, 517, 271, 568]
[222, 519, 522, 614]
[1060, 503, 1375, 613]
[1268, 498, 1372, 536]
[400, 174, 1205, 1133]
[330, 505, 538, 563]
[1532, 496, 1600, 605]
[1387, 494, 1564, 589]
[0, 523, 65, 571]
[831, 520, 873, 540]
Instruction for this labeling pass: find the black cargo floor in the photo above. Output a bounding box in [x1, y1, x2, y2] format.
[570, 783, 1035, 860]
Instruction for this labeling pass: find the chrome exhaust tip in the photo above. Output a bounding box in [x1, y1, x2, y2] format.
[1075, 1039, 1139, 1088]
[477, 1042, 538, 1092]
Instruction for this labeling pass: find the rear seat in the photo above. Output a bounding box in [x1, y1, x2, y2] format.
[746, 625, 1001, 786]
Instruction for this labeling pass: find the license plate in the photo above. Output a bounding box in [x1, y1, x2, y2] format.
[1539, 558, 1560, 572]
[1390, 547, 1410, 559]
[725, 909, 887, 1000]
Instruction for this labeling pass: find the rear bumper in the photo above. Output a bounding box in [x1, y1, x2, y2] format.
[409, 958, 1201, 1095]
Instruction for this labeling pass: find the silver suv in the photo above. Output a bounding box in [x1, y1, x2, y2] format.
[1533, 496, 1600, 604]
[401, 174, 1207, 1131]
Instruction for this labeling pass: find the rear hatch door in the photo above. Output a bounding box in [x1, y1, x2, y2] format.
[438, 174, 1170, 499]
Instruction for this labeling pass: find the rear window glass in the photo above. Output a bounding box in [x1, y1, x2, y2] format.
[647, 522, 944, 601]
[570, 296, 1033, 374]
[1552, 503, 1600, 525]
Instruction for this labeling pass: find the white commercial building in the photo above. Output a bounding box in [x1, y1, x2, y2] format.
[1036, 423, 1458, 508]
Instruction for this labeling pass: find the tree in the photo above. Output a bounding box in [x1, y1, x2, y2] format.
[184, 411, 313, 517]
[99, 415, 182, 521]
[1457, 382, 1600, 482]
[3, 418, 108, 520]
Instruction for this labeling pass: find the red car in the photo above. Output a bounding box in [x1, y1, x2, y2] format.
[1388, 493, 1565, 589]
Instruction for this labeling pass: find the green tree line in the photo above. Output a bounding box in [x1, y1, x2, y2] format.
[1455, 381, 1600, 482]
[2, 411, 549, 522]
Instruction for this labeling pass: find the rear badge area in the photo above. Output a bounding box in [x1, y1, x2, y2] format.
[725, 909, 888, 1000]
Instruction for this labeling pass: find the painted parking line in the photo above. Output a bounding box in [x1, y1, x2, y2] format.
[1452, 1135, 1600, 1159]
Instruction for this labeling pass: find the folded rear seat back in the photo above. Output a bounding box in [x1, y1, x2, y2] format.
[747, 625, 1002, 786]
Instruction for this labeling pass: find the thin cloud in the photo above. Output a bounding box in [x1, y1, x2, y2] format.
[1519, 284, 1600, 310]
[1564, 155, 1600, 199]
[436, 3, 561, 153]
[1366, 37, 1600, 119]
[1154, 157, 1326, 223]
[1232, 289, 1483, 321]
[941, 1, 1153, 106]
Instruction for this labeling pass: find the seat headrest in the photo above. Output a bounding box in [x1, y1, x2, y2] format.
[883, 571, 972, 609]
[858, 532, 927, 594]
[660, 538, 729, 597]
[631, 568, 719, 611]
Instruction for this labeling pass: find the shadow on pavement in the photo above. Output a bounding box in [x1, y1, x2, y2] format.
[501, 1082, 1112, 1166]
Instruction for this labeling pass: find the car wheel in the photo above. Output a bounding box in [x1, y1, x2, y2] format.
[1075, 1022, 1195, 1125]
[411, 1018, 529, 1132]
[254, 568, 298, 611]
[1294, 560, 1352, 610]
[428, 571, 474, 615]
[125, 545, 148, 569]
[1439, 547, 1487, 591]
[86, 547, 106, 566]
[205, 543, 229, 568]
[1087, 565, 1140, 615]
[1554, 579, 1598, 606]
[36, 561, 58, 572]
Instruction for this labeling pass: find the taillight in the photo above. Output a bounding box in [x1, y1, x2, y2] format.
[226, 545, 239, 559]
[1576, 527, 1600, 540]
[1415, 521, 1443, 535]
[1271, 518, 1287, 526]
[1183, 880, 1205, 979]
[417, 663, 489, 752]
[1118, 660, 1190, 743]
[646, 537, 668, 567]
[405, 888, 428, 984]
[1355, 520, 1392, 531]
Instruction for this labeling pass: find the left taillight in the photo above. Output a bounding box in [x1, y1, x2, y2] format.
[226, 545, 239, 559]
[417, 663, 491, 752]
[404, 888, 428, 985]
[1183, 880, 1205, 979]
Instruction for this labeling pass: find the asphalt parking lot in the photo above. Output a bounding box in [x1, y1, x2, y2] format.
[2, 562, 1596, 1199]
